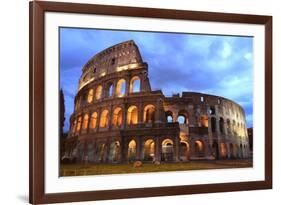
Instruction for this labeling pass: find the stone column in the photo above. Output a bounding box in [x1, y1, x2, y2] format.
[125, 76, 130, 96]
[108, 105, 113, 130]
[174, 136, 180, 162]
[122, 104, 127, 129]
[155, 137, 161, 161]
[96, 108, 102, 132]
[136, 136, 142, 160]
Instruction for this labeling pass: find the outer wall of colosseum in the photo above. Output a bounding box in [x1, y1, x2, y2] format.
[64, 40, 250, 164]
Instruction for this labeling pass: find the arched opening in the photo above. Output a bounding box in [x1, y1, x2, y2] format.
[177, 110, 189, 125]
[240, 144, 243, 158]
[97, 143, 107, 162]
[232, 120, 236, 135]
[229, 143, 235, 158]
[143, 139, 155, 161]
[82, 114, 89, 130]
[211, 117, 216, 133]
[106, 83, 113, 97]
[112, 107, 122, 127]
[143, 104, 156, 123]
[127, 140, 136, 161]
[87, 143, 94, 162]
[212, 141, 220, 159]
[95, 85, 102, 100]
[226, 119, 231, 134]
[194, 140, 205, 157]
[90, 112, 98, 129]
[200, 115, 208, 127]
[116, 79, 126, 97]
[99, 110, 109, 128]
[161, 139, 174, 161]
[108, 141, 120, 162]
[220, 143, 228, 159]
[165, 111, 173, 123]
[179, 141, 190, 161]
[76, 116, 82, 133]
[130, 76, 140, 93]
[127, 106, 138, 125]
[87, 89, 94, 103]
[219, 117, 224, 134]
[71, 119, 77, 134]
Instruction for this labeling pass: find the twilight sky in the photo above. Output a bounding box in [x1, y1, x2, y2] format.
[60, 27, 253, 132]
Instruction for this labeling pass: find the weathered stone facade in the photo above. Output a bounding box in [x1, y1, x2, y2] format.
[64, 40, 250, 164]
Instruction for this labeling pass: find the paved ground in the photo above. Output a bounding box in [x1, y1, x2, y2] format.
[60, 159, 253, 177]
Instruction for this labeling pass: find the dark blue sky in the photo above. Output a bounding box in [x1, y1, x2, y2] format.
[60, 27, 253, 132]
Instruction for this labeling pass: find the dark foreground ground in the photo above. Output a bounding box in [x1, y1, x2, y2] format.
[60, 159, 253, 177]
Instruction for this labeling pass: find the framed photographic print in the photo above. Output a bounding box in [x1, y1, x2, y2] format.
[29, 1, 272, 204]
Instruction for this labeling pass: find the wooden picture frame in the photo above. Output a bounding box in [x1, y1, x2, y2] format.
[29, 1, 272, 204]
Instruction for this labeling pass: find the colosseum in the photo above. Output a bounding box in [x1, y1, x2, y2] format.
[63, 40, 250, 164]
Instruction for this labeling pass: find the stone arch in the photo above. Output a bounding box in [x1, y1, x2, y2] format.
[95, 85, 102, 100]
[143, 139, 155, 161]
[71, 119, 77, 133]
[143, 104, 156, 123]
[211, 117, 216, 133]
[106, 82, 113, 97]
[76, 116, 82, 133]
[219, 117, 224, 134]
[194, 140, 205, 157]
[90, 112, 98, 129]
[82, 114, 89, 130]
[108, 141, 120, 162]
[97, 143, 107, 162]
[177, 110, 189, 125]
[240, 143, 243, 158]
[87, 142, 94, 162]
[220, 142, 228, 159]
[226, 119, 231, 134]
[112, 107, 122, 127]
[229, 143, 235, 158]
[99, 109, 109, 128]
[200, 115, 208, 127]
[87, 89, 94, 103]
[179, 140, 190, 161]
[165, 111, 173, 123]
[116, 79, 126, 97]
[212, 141, 220, 159]
[130, 76, 141, 93]
[128, 139, 137, 161]
[232, 120, 236, 135]
[161, 138, 174, 161]
[127, 105, 138, 125]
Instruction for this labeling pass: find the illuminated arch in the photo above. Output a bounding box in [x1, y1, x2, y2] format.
[220, 142, 228, 158]
[127, 105, 138, 125]
[194, 140, 205, 157]
[161, 139, 174, 161]
[76, 116, 82, 133]
[143, 139, 155, 161]
[87, 89, 94, 103]
[129, 76, 140, 93]
[143, 104, 156, 123]
[99, 110, 109, 128]
[95, 85, 102, 100]
[177, 110, 189, 124]
[112, 107, 122, 127]
[128, 140, 136, 161]
[90, 112, 98, 129]
[82, 114, 89, 130]
[180, 140, 190, 161]
[200, 115, 208, 127]
[108, 141, 120, 162]
[116, 79, 126, 97]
